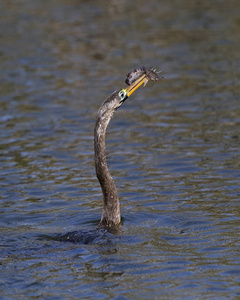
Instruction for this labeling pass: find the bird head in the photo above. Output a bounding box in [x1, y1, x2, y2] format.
[118, 74, 148, 105]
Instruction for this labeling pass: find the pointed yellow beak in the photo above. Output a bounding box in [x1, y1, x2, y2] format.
[125, 74, 147, 97]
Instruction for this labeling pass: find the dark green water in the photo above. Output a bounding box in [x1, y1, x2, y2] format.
[1, 1, 240, 299]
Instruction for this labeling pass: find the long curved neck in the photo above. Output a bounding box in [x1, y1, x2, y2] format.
[94, 95, 121, 228]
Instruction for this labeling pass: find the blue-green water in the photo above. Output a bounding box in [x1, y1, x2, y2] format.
[1, 1, 240, 299]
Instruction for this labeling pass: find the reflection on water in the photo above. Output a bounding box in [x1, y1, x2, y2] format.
[1, 0, 240, 299]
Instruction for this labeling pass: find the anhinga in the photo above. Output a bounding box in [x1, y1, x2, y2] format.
[59, 67, 160, 243]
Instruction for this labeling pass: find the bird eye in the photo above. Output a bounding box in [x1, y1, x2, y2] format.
[118, 89, 127, 100]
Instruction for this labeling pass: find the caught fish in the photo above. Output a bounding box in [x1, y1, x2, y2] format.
[125, 66, 161, 86]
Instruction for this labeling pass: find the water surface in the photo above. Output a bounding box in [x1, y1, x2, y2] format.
[1, 0, 240, 299]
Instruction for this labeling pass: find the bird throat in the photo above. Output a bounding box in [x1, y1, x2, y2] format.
[94, 96, 121, 229]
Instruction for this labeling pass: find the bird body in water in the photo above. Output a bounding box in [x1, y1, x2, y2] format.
[59, 67, 160, 243]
